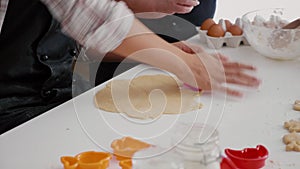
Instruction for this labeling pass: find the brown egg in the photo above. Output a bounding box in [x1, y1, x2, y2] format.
[207, 24, 225, 37]
[227, 25, 243, 36]
[200, 18, 215, 30]
[225, 20, 232, 30]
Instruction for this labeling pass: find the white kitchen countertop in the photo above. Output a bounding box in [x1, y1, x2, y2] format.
[1, 35, 300, 169]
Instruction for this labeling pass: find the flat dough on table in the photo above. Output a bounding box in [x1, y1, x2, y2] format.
[94, 74, 202, 119]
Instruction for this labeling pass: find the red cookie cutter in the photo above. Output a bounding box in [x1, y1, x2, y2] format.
[221, 145, 269, 169]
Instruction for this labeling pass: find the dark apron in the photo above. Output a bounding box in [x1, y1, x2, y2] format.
[0, 0, 79, 134]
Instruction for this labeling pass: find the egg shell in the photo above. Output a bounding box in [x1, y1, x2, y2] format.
[200, 18, 215, 30]
[207, 24, 225, 37]
[225, 20, 233, 30]
[227, 25, 243, 36]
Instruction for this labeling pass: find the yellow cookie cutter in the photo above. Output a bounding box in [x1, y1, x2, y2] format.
[61, 151, 112, 169]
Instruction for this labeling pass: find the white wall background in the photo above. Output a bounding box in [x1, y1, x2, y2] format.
[214, 0, 299, 21]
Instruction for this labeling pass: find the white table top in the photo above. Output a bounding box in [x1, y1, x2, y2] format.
[1, 35, 300, 169]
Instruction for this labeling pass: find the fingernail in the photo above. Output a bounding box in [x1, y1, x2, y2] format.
[193, 0, 200, 5]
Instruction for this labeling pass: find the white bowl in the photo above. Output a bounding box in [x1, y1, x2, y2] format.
[242, 8, 300, 60]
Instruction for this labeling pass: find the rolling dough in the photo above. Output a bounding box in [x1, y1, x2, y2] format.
[94, 74, 201, 119]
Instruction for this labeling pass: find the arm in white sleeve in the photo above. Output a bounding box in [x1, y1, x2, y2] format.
[40, 0, 134, 54]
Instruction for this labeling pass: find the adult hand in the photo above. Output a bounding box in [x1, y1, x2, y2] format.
[122, 0, 200, 15]
[112, 19, 259, 97]
[156, 0, 200, 14]
[176, 52, 260, 97]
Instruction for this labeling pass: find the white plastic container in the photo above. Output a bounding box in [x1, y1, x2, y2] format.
[131, 123, 221, 169]
[172, 123, 221, 169]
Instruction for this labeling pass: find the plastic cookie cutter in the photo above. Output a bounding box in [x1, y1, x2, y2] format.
[111, 136, 151, 161]
[221, 145, 269, 169]
[60, 151, 112, 169]
[119, 159, 132, 169]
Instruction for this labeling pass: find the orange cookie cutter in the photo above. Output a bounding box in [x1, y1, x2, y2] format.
[61, 151, 112, 169]
[119, 159, 132, 169]
[111, 136, 151, 160]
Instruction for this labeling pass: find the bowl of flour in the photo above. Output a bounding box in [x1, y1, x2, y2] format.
[242, 8, 300, 60]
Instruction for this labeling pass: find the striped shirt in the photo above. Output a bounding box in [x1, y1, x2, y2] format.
[0, 0, 134, 53]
